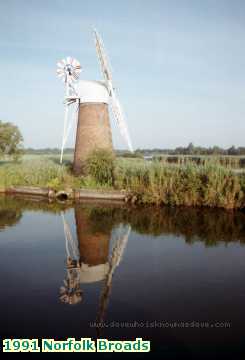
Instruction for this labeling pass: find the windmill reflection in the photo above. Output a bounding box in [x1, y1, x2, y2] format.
[60, 205, 131, 320]
[75, 206, 111, 286]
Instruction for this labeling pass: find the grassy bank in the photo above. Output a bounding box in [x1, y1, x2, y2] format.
[1, 155, 245, 209]
[114, 158, 245, 208]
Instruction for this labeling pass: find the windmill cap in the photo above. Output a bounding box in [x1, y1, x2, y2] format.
[74, 80, 109, 104]
[80, 262, 109, 283]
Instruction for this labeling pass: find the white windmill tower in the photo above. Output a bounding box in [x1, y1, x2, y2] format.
[56, 29, 133, 175]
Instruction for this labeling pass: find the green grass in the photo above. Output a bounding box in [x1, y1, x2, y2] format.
[0, 158, 77, 189]
[1, 154, 245, 209]
[0, 155, 113, 191]
[114, 158, 245, 208]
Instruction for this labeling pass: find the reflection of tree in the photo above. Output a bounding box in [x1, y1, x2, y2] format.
[0, 209, 22, 230]
[0, 196, 72, 231]
[0, 197, 22, 230]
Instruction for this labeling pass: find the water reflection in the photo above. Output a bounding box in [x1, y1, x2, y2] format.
[1, 196, 245, 246]
[0, 197, 22, 230]
[60, 212, 82, 305]
[96, 225, 130, 327]
[1, 196, 245, 355]
[60, 206, 131, 329]
[2, 196, 245, 333]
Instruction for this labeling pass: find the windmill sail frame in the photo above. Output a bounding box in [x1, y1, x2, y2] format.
[93, 29, 133, 152]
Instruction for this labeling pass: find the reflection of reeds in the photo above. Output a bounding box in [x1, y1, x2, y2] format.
[74, 205, 245, 247]
[0, 195, 72, 214]
[1, 197, 245, 247]
[112, 207, 245, 246]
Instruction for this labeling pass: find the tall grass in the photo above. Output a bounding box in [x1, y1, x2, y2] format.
[157, 155, 244, 168]
[0, 159, 79, 190]
[114, 159, 245, 209]
[1, 155, 245, 209]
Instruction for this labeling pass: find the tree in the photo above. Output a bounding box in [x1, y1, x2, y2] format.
[187, 142, 194, 155]
[227, 145, 237, 156]
[0, 120, 23, 160]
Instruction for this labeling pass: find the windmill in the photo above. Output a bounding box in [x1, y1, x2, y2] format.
[56, 29, 133, 175]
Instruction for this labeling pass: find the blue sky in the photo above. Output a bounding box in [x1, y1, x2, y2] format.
[0, 0, 245, 149]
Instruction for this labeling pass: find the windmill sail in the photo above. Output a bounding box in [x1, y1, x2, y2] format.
[110, 91, 133, 152]
[93, 29, 133, 152]
[94, 29, 113, 83]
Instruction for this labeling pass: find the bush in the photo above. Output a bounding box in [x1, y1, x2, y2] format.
[86, 149, 115, 186]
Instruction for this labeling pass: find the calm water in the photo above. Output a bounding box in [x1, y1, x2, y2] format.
[1, 196, 245, 358]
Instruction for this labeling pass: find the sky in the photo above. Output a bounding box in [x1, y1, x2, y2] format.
[0, 0, 245, 150]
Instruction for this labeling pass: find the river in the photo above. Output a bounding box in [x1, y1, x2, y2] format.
[0, 196, 245, 358]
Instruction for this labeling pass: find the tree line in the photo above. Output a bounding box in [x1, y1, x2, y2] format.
[1, 120, 244, 159]
[20, 143, 245, 157]
[134, 143, 245, 156]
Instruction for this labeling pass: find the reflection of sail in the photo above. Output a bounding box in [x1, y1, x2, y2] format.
[96, 225, 131, 328]
[60, 212, 82, 305]
[62, 212, 79, 261]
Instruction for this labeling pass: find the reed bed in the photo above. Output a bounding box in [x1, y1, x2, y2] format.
[1, 155, 245, 209]
[0, 159, 79, 189]
[114, 158, 245, 209]
[157, 155, 245, 168]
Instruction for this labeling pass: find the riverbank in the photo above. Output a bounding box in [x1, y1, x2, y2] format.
[0, 156, 245, 209]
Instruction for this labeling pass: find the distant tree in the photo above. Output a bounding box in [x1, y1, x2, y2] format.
[227, 146, 237, 156]
[187, 142, 194, 155]
[0, 120, 23, 161]
[237, 147, 245, 155]
[212, 145, 223, 155]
